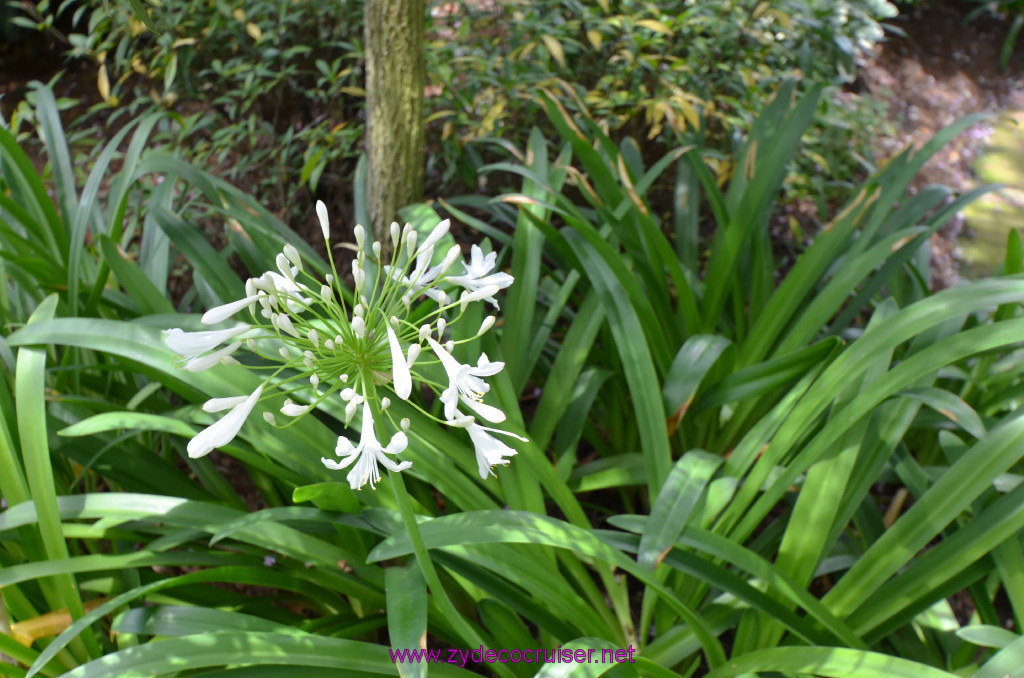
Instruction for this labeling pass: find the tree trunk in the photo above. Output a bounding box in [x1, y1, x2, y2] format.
[364, 0, 425, 257]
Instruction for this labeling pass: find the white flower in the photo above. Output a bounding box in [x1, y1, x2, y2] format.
[446, 245, 514, 307]
[322, 401, 412, 489]
[188, 385, 262, 458]
[387, 326, 412, 400]
[466, 422, 526, 479]
[427, 338, 506, 423]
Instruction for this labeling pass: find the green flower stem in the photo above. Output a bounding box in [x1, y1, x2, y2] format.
[389, 470, 518, 678]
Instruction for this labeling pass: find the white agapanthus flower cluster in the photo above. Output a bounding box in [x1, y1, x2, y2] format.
[164, 201, 525, 489]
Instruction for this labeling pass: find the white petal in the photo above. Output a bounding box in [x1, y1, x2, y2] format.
[185, 342, 241, 372]
[322, 456, 358, 471]
[387, 327, 412, 400]
[335, 436, 357, 457]
[471, 353, 504, 377]
[187, 385, 262, 458]
[461, 285, 501, 305]
[383, 431, 409, 456]
[462, 396, 506, 423]
[441, 388, 459, 421]
[316, 200, 330, 240]
[202, 395, 249, 413]
[376, 454, 413, 473]
[426, 337, 461, 377]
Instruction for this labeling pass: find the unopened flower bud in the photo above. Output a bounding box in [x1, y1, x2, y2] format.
[445, 340, 455, 352]
[245, 278, 257, 298]
[440, 244, 461, 274]
[263, 411, 277, 426]
[281, 400, 309, 416]
[372, 241, 381, 259]
[479, 316, 496, 335]
[436, 318, 447, 337]
[406, 230, 418, 254]
[326, 273, 334, 285]
[406, 343, 420, 367]
[308, 329, 319, 348]
[417, 219, 450, 257]
[283, 244, 302, 271]
[220, 355, 241, 366]
[279, 347, 289, 359]
[449, 415, 475, 428]
[419, 324, 431, 342]
[352, 316, 366, 339]
[276, 254, 294, 282]
[260, 272, 278, 297]
[390, 222, 401, 249]
[340, 373, 349, 383]
[310, 373, 320, 390]
[436, 291, 449, 307]
[345, 400, 358, 423]
[354, 224, 365, 249]
[381, 397, 391, 410]
[353, 304, 364, 317]
[400, 418, 410, 431]
[324, 339, 335, 351]
[316, 200, 330, 240]
[277, 313, 300, 338]
[320, 284, 332, 301]
[246, 338, 257, 350]
[341, 388, 356, 401]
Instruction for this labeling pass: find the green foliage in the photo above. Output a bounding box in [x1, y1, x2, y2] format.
[18, 0, 366, 216]
[429, 0, 896, 201]
[17, 0, 896, 216]
[5, 76, 1024, 678]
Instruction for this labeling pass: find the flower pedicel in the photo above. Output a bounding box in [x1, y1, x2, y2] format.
[164, 201, 523, 489]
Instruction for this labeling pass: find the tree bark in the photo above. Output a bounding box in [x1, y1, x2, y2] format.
[364, 0, 425, 257]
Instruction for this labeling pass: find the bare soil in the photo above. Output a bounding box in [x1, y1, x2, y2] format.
[859, 0, 1024, 285]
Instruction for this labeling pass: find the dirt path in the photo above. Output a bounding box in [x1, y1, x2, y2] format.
[860, 0, 1024, 282]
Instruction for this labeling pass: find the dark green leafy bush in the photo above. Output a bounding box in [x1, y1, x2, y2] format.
[19, 0, 898, 215]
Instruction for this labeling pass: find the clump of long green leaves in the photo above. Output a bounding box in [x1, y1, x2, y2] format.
[4, 79, 1024, 678]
